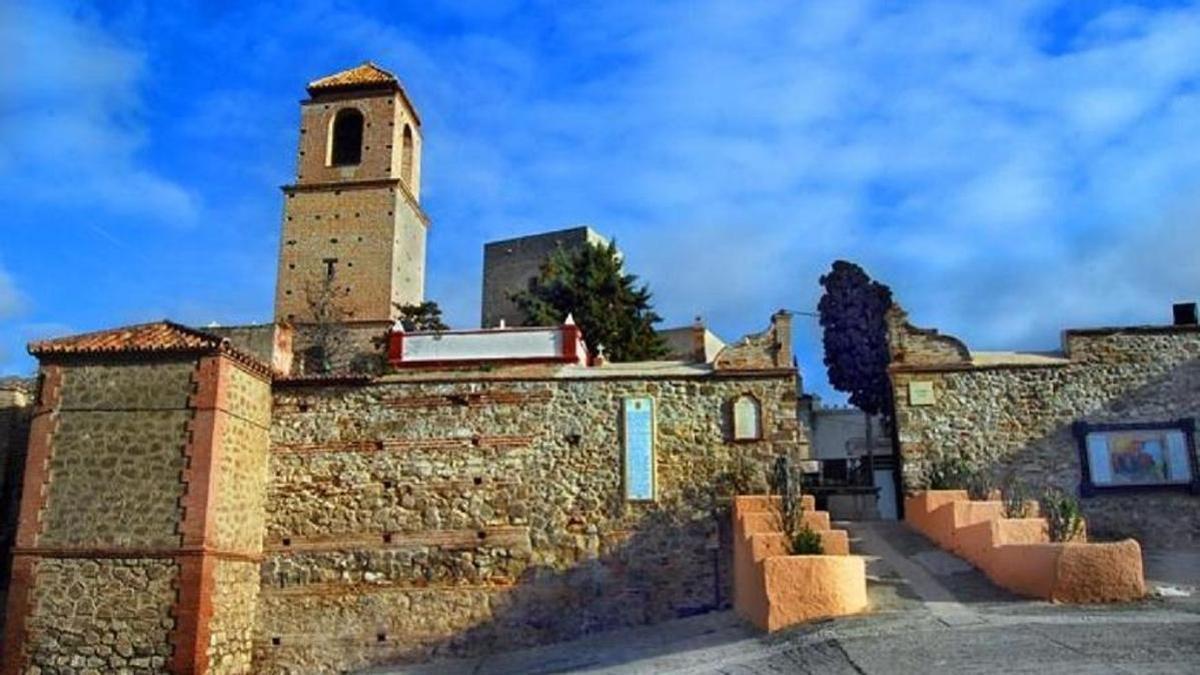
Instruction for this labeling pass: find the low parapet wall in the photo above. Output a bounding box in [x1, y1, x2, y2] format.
[905, 491, 1144, 603]
[731, 496, 867, 632]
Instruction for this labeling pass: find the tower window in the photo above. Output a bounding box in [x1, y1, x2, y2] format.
[329, 108, 364, 166]
[401, 125, 414, 185]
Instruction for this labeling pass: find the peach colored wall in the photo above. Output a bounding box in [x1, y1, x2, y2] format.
[760, 556, 868, 632]
[731, 495, 866, 632]
[904, 490, 967, 542]
[904, 491, 1144, 603]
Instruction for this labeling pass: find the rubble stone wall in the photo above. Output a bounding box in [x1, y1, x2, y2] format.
[207, 560, 261, 675]
[892, 326, 1200, 549]
[24, 557, 178, 674]
[38, 361, 194, 549]
[257, 370, 803, 673]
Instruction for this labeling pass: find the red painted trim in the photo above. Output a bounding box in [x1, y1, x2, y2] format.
[561, 324, 580, 363]
[403, 325, 569, 337]
[168, 354, 230, 674]
[1, 556, 35, 675]
[169, 555, 216, 675]
[10, 547, 262, 563]
[387, 329, 404, 363]
[12, 365, 62, 550]
[2, 365, 62, 675]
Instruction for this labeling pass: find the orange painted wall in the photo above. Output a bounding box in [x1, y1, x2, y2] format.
[731, 495, 867, 632]
[904, 491, 1144, 603]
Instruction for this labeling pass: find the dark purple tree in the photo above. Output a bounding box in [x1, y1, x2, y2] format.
[817, 260, 894, 416]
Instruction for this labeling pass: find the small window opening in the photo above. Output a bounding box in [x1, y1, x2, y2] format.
[329, 108, 364, 166]
[401, 125, 415, 186]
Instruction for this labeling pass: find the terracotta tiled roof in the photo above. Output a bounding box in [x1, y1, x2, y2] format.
[307, 62, 398, 92]
[28, 321, 274, 378]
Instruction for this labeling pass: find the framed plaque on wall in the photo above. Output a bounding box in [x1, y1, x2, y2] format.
[1072, 418, 1199, 496]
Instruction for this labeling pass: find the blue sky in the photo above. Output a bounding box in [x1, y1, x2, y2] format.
[2, 1, 1199, 400]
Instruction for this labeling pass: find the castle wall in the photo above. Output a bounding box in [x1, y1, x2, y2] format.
[891, 324, 1200, 549]
[256, 369, 803, 673]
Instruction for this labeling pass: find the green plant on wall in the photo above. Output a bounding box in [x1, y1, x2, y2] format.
[965, 469, 995, 501]
[767, 456, 822, 555]
[1001, 474, 1033, 518]
[1040, 487, 1085, 542]
[791, 524, 824, 555]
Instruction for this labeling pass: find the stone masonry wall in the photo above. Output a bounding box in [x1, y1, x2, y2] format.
[24, 558, 177, 674]
[9, 359, 195, 671]
[211, 364, 273, 553]
[38, 362, 195, 549]
[207, 560, 261, 675]
[206, 362, 273, 673]
[257, 371, 802, 673]
[892, 326, 1200, 548]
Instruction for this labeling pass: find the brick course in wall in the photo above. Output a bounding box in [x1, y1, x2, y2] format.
[257, 366, 804, 673]
[889, 308, 1200, 549]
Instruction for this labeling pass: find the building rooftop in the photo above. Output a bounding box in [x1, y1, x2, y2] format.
[307, 61, 398, 92]
[305, 61, 422, 123]
[28, 321, 273, 376]
[969, 351, 1071, 367]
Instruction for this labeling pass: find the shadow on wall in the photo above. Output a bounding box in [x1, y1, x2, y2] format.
[908, 358, 1200, 548]
[259, 488, 762, 673]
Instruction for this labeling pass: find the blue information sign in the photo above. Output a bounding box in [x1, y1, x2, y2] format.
[624, 397, 655, 500]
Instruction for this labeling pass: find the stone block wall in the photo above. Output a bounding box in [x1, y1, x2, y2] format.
[890, 315, 1200, 549]
[23, 558, 178, 673]
[257, 369, 803, 673]
[3, 359, 194, 673]
[2, 352, 274, 675]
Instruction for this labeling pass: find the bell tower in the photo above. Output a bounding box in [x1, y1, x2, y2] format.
[274, 62, 428, 323]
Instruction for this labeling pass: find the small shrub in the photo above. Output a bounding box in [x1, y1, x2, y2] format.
[790, 525, 824, 555]
[1001, 475, 1032, 518]
[1040, 487, 1085, 542]
[768, 455, 811, 548]
[965, 469, 995, 501]
[926, 455, 973, 490]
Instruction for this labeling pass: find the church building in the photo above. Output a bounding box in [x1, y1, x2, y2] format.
[0, 63, 807, 674]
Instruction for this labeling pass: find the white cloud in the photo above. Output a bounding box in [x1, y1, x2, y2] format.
[0, 4, 197, 223]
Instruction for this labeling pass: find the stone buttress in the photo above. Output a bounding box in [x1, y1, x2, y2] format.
[1, 322, 273, 675]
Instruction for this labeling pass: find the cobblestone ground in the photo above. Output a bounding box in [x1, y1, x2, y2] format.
[373, 522, 1200, 675]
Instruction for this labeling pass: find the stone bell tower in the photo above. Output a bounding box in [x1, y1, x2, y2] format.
[274, 62, 428, 324]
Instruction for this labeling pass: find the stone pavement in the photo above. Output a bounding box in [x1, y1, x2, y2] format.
[372, 522, 1200, 674]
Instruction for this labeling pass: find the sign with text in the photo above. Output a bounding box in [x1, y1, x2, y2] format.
[623, 397, 656, 501]
[908, 381, 936, 406]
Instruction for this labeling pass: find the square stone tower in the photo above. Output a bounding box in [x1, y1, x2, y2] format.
[480, 226, 610, 328]
[274, 62, 429, 324]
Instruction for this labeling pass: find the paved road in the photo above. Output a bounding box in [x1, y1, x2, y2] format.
[377, 523, 1200, 674]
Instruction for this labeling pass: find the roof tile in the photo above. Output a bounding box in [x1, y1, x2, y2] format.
[307, 62, 398, 92]
[28, 321, 275, 378]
